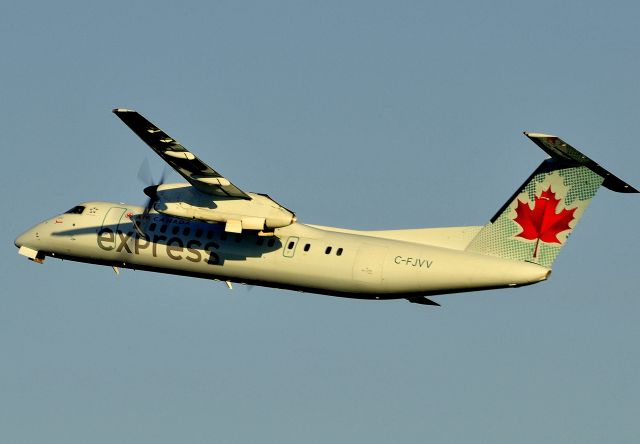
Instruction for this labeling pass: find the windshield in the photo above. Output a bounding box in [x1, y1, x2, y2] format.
[64, 205, 86, 215]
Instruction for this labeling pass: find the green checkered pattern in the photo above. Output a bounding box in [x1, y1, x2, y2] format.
[466, 165, 604, 268]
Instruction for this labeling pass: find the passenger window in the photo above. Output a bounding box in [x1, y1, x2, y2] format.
[325, 246, 332, 254]
[160, 224, 168, 233]
[149, 223, 157, 232]
[172, 226, 179, 235]
[336, 248, 343, 256]
[304, 243, 310, 252]
[183, 227, 191, 236]
[195, 228, 203, 238]
[287, 241, 295, 249]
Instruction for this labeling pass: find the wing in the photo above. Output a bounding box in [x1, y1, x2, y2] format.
[113, 109, 250, 199]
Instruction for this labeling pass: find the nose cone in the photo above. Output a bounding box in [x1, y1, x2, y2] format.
[15, 224, 47, 263]
[14, 226, 38, 249]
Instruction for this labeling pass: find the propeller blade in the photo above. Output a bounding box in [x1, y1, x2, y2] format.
[141, 193, 156, 218]
[158, 165, 170, 186]
[135, 161, 171, 239]
[137, 158, 153, 186]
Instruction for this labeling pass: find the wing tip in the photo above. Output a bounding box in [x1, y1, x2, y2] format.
[523, 131, 557, 139]
[112, 108, 136, 113]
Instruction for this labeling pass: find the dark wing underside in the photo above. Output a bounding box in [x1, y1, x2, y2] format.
[113, 109, 250, 199]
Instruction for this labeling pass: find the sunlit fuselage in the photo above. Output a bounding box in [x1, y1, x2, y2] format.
[15, 201, 550, 300]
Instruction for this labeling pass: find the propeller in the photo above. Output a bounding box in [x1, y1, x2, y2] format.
[134, 159, 169, 237]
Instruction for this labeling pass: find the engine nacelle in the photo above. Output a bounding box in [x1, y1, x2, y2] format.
[151, 183, 295, 233]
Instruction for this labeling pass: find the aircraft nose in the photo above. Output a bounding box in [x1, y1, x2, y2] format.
[14, 226, 37, 249]
[15, 224, 47, 263]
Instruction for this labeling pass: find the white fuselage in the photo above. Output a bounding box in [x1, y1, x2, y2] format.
[15, 201, 550, 300]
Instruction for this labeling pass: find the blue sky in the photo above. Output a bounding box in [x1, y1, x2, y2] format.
[2, 1, 639, 443]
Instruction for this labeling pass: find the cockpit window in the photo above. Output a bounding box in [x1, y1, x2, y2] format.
[64, 205, 86, 214]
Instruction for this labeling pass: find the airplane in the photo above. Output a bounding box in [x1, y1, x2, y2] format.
[14, 109, 638, 306]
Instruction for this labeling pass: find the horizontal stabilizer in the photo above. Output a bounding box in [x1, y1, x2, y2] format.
[524, 132, 638, 193]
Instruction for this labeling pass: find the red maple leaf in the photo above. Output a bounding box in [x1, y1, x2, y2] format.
[513, 186, 576, 258]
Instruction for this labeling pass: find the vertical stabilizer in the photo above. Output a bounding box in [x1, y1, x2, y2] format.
[466, 133, 637, 268]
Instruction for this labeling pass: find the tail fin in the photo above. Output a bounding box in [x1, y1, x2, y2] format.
[466, 133, 638, 268]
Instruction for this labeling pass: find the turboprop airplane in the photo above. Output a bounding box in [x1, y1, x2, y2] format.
[14, 109, 638, 306]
